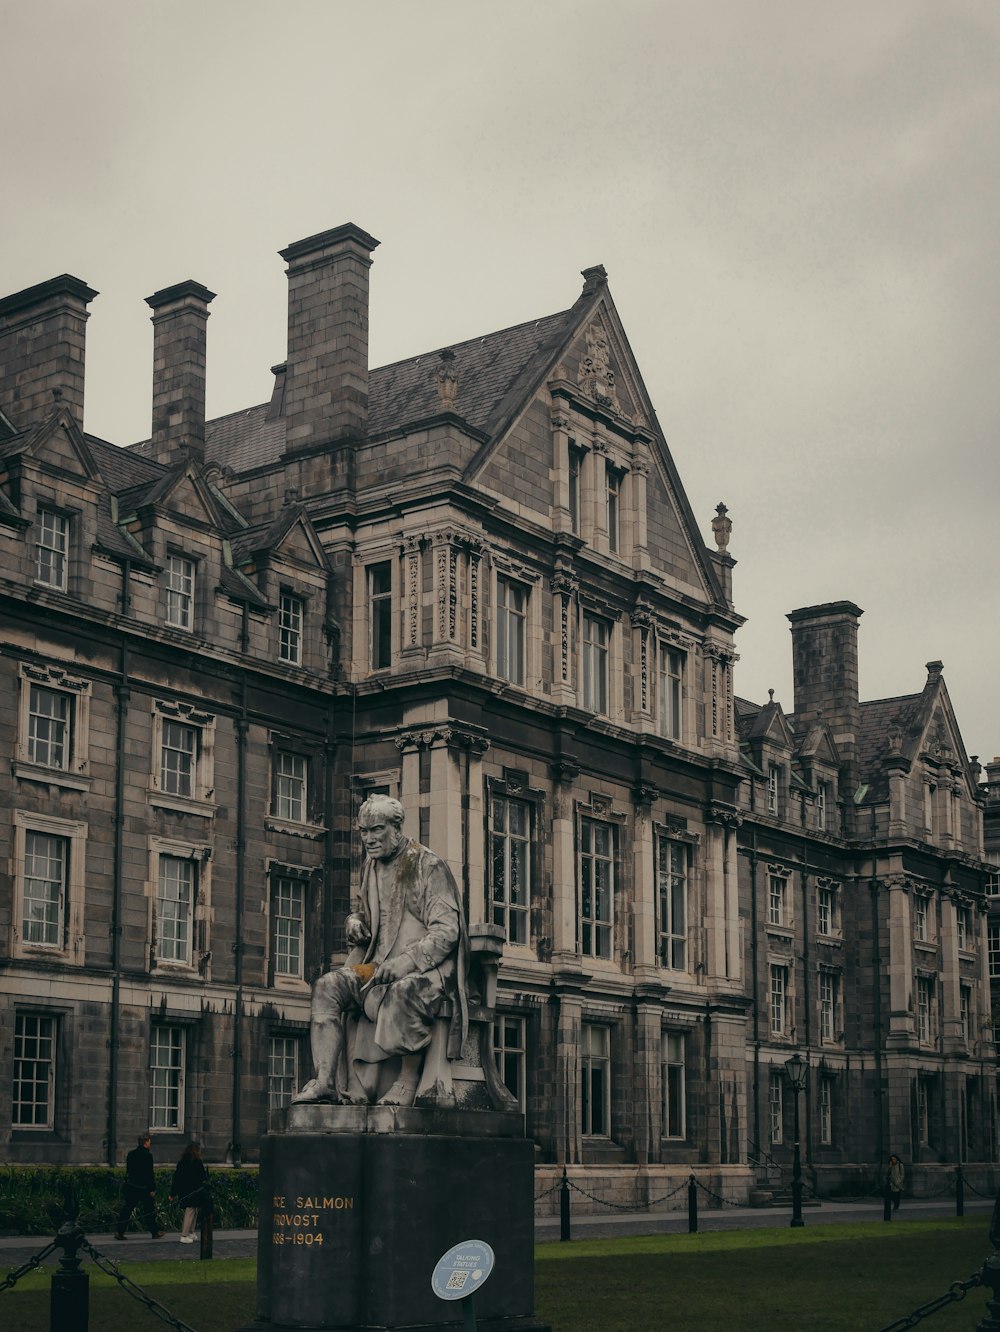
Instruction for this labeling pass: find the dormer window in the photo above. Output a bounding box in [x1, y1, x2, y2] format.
[657, 646, 684, 742]
[165, 555, 195, 631]
[766, 765, 780, 815]
[816, 781, 830, 830]
[278, 593, 304, 665]
[35, 509, 69, 591]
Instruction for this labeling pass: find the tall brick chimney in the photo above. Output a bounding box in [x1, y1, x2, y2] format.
[0, 275, 98, 430]
[787, 601, 864, 763]
[278, 224, 380, 454]
[144, 280, 215, 468]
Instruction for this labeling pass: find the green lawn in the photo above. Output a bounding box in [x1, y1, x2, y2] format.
[1, 1220, 995, 1331]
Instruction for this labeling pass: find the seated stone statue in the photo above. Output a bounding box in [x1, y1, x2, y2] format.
[294, 794, 469, 1108]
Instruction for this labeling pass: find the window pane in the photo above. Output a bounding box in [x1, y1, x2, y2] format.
[279, 595, 303, 664]
[268, 1036, 300, 1128]
[35, 510, 68, 589]
[273, 878, 305, 977]
[369, 563, 392, 670]
[157, 858, 193, 963]
[276, 753, 307, 822]
[28, 686, 70, 768]
[23, 832, 66, 946]
[165, 556, 195, 629]
[150, 1026, 184, 1130]
[161, 721, 196, 797]
[13, 1014, 56, 1127]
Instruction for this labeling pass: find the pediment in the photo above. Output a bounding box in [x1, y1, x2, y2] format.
[19, 408, 102, 482]
[272, 512, 329, 569]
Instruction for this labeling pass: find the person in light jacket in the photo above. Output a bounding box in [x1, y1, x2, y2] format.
[169, 1141, 209, 1243]
[885, 1154, 905, 1211]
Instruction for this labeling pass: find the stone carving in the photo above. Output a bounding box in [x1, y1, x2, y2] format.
[293, 794, 512, 1113]
[578, 322, 620, 409]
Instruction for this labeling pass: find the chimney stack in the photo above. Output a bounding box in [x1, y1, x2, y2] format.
[787, 601, 864, 762]
[279, 223, 379, 454]
[0, 275, 98, 430]
[145, 280, 215, 468]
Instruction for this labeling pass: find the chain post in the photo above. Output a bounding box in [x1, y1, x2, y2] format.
[883, 1182, 892, 1222]
[560, 1168, 571, 1242]
[50, 1219, 89, 1332]
[957, 1167, 964, 1218]
[688, 1175, 698, 1233]
[200, 1205, 214, 1260]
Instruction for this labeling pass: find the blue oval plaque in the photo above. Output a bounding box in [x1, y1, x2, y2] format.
[430, 1238, 495, 1302]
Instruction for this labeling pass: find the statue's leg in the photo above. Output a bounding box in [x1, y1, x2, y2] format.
[293, 971, 356, 1103]
[377, 1053, 422, 1106]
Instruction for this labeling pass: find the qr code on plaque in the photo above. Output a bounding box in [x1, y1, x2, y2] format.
[446, 1270, 470, 1291]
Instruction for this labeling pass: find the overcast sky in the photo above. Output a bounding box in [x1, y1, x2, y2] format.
[6, 1, 999, 765]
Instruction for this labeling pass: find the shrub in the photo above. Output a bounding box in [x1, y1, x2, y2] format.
[0, 1165, 260, 1236]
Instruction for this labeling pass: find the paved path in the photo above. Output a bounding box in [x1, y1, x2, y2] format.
[2, 1196, 994, 1272]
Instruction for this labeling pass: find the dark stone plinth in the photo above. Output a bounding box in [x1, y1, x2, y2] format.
[241, 1108, 547, 1331]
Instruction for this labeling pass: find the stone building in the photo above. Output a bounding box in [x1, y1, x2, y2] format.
[0, 226, 994, 1204]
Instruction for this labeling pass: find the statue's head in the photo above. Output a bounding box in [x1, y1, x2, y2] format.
[357, 795, 405, 861]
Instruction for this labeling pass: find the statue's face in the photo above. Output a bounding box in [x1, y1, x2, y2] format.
[359, 817, 403, 861]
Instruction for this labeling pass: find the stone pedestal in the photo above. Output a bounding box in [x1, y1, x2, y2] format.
[239, 1105, 549, 1332]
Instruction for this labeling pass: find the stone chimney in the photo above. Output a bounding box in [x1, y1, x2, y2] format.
[0, 275, 98, 430]
[279, 223, 380, 454]
[144, 280, 215, 468]
[787, 601, 864, 762]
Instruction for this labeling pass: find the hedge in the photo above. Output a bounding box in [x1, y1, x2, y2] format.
[0, 1165, 260, 1236]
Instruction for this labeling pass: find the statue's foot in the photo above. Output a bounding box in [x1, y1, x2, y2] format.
[377, 1079, 418, 1107]
[291, 1079, 338, 1105]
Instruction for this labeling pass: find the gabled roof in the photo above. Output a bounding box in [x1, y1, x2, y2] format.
[230, 505, 331, 571]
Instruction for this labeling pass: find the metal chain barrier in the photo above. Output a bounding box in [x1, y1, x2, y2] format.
[0, 1241, 57, 1293]
[565, 1175, 690, 1211]
[534, 1178, 564, 1202]
[877, 1272, 982, 1332]
[964, 1177, 998, 1199]
[78, 1238, 200, 1332]
[692, 1177, 746, 1208]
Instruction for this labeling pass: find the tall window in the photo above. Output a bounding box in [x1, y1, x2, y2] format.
[916, 1076, 930, 1145]
[581, 1024, 610, 1137]
[914, 896, 929, 943]
[496, 577, 527, 686]
[368, 562, 392, 670]
[661, 1032, 686, 1138]
[568, 444, 582, 534]
[960, 986, 972, 1046]
[817, 884, 838, 937]
[956, 906, 971, 951]
[275, 753, 307, 823]
[580, 818, 615, 959]
[22, 831, 67, 947]
[161, 721, 197, 798]
[989, 923, 1000, 978]
[816, 782, 830, 831]
[27, 686, 71, 769]
[656, 837, 688, 970]
[657, 646, 684, 741]
[917, 977, 933, 1044]
[268, 1035, 300, 1129]
[768, 875, 787, 928]
[13, 1014, 56, 1128]
[272, 878, 305, 979]
[157, 857, 194, 964]
[150, 1026, 184, 1130]
[35, 509, 69, 590]
[766, 765, 780, 815]
[582, 612, 609, 714]
[490, 795, 530, 945]
[819, 1076, 833, 1146]
[769, 965, 788, 1037]
[494, 1015, 526, 1112]
[278, 594, 304, 665]
[768, 1071, 783, 1145]
[165, 555, 195, 630]
[819, 971, 840, 1043]
[606, 464, 621, 553]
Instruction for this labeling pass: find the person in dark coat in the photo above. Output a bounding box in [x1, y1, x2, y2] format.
[169, 1141, 209, 1243]
[115, 1133, 165, 1239]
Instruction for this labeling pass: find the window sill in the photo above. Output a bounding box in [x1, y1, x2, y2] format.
[13, 761, 91, 792]
[271, 975, 310, 993]
[766, 925, 794, 941]
[148, 791, 217, 818]
[914, 942, 938, 956]
[151, 961, 199, 978]
[815, 934, 843, 948]
[13, 943, 80, 965]
[264, 817, 327, 841]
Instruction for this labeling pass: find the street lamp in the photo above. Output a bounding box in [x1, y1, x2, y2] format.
[784, 1053, 808, 1228]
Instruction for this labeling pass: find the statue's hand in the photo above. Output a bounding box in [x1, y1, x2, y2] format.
[345, 914, 370, 947]
[372, 954, 417, 986]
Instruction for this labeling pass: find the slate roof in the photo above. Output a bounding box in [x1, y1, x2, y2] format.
[140, 308, 579, 477]
[855, 693, 924, 802]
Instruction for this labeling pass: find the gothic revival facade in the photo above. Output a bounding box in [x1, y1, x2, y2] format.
[0, 226, 993, 1203]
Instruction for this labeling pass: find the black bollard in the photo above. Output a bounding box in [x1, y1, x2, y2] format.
[957, 1167, 965, 1218]
[200, 1206, 214, 1260]
[883, 1185, 892, 1222]
[559, 1169, 571, 1243]
[50, 1220, 89, 1332]
[688, 1175, 698, 1234]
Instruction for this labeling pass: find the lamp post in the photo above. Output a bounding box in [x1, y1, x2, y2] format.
[784, 1053, 808, 1228]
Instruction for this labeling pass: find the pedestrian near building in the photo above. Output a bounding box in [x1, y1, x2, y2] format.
[115, 1134, 165, 1239]
[169, 1142, 209, 1243]
[886, 1154, 905, 1211]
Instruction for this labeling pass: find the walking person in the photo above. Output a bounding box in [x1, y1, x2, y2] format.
[886, 1153, 905, 1212]
[169, 1141, 209, 1244]
[115, 1133, 165, 1239]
